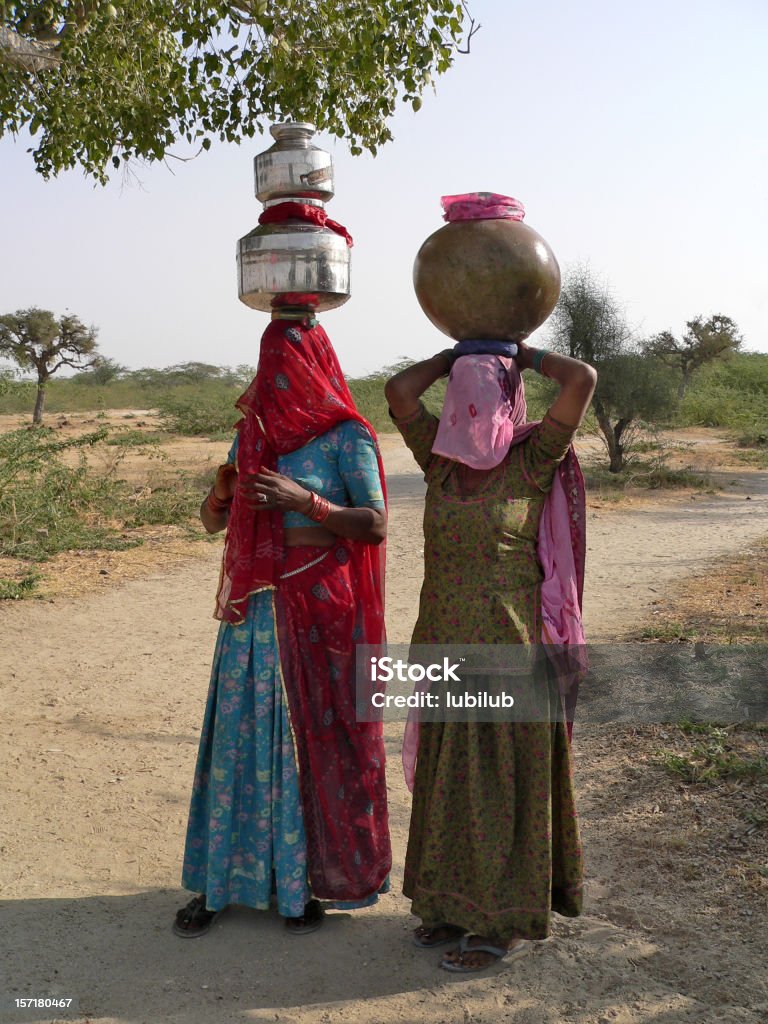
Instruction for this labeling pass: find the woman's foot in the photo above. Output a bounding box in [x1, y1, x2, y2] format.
[285, 898, 324, 935]
[440, 934, 526, 972]
[172, 894, 221, 938]
[412, 923, 467, 948]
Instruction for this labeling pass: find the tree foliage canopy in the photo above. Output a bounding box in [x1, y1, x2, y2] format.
[548, 264, 677, 471]
[644, 314, 742, 398]
[0, 306, 100, 422]
[0, 0, 471, 182]
[547, 262, 630, 366]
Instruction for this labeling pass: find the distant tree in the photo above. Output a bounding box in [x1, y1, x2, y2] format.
[0, 307, 100, 424]
[0, 366, 18, 395]
[548, 265, 676, 472]
[0, 1, 474, 182]
[74, 356, 125, 385]
[121, 366, 167, 388]
[165, 362, 227, 382]
[645, 314, 743, 399]
[231, 364, 259, 387]
[589, 352, 678, 471]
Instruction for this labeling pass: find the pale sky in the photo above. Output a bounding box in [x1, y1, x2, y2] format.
[1, 0, 766, 379]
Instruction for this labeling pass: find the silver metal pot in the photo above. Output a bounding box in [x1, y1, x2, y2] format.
[254, 122, 335, 203]
[237, 221, 351, 312]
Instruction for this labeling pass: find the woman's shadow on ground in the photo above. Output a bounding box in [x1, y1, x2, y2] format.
[2, 888, 448, 1023]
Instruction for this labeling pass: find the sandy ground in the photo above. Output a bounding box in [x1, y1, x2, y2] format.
[1, 429, 767, 1024]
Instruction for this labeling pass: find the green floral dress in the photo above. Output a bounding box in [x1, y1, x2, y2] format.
[396, 402, 583, 942]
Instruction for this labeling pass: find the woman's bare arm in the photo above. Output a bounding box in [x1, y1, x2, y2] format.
[384, 353, 451, 420]
[242, 468, 387, 546]
[200, 463, 237, 534]
[516, 341, 597, 427]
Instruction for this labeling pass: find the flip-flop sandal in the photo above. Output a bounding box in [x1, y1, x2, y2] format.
[172, 894, 221, 938]
[412, 923, 467, 948]
[440, 935, 527, 973]
[285, 898, 324, 936]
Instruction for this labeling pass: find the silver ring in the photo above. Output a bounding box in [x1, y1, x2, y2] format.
[258, 493, 268, 504]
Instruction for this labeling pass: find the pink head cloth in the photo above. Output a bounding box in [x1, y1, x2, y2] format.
[432, 356, 527, 470]
[402, 360, 588, 791]
[442, 192, 526, 222]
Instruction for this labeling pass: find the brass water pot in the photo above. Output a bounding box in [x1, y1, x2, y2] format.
[413, 218, 561, 342]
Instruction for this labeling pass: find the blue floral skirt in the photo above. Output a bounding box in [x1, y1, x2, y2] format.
[181, 590, 387, 916]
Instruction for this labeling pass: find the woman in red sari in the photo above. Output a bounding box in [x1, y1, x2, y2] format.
[174, 317, 391, 936]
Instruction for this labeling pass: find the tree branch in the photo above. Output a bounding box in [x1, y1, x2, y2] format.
[0, 24, 61, 72]
[456, 6, 481, 54]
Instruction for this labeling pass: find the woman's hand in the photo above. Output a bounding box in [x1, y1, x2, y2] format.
[238, 467, 312, 513]
[213, 463, 238, 501]
[200, 463, 238, 535]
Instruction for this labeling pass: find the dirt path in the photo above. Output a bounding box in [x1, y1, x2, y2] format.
[2, 438, 767, 1024]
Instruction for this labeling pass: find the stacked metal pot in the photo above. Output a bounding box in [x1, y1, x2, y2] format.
[237, 122, 351, 313]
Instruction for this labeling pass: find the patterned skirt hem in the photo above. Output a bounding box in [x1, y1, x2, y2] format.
[404, 881, 583, 942]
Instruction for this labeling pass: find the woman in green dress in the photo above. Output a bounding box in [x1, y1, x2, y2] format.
[385, 340, 596, 972]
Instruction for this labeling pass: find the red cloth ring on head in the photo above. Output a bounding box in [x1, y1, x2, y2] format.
[271, 293, 321, 310]
[258, 202, 354, 247]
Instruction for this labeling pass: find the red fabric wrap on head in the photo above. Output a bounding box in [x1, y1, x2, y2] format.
[215, 318, 383, 626]
[258, 202, 354, 247]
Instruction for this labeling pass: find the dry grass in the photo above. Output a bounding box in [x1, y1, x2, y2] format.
[637, 535, 768, 642]
[587, 533, 768, 921]
[37, 529, 219, 600]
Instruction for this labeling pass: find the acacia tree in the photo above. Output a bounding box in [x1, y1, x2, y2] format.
[644, 314, 742, 399]
[0, 307, 100, 423]
[0, 1, 474, 182]
[548, 265, 677, 472]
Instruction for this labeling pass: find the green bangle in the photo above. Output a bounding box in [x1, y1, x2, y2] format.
[532, 348, 548, 374]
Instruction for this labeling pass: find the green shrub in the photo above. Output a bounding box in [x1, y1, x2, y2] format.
[155, 386, 241, 437]
[679, 353, 768, 428]
[348, 368, 447, 433]
[0, 438, 138, 562]
[0, 426, 208, 598]
[123, 477, 203, 527]
[736, 429, 768, 449]
[0, 571, 41, 600]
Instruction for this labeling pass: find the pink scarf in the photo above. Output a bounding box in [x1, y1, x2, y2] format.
[402, 356, 587, 790]
[432, 355, 526, 469]
[442, 192, 526, 222]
